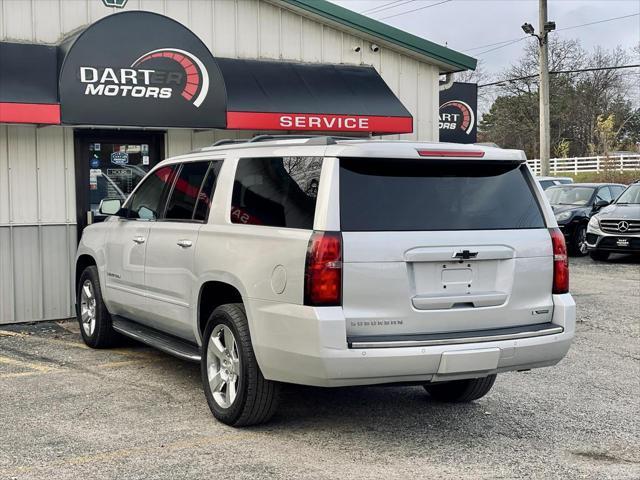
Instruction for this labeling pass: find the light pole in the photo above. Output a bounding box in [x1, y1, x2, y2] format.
[522, 0, 555, 176]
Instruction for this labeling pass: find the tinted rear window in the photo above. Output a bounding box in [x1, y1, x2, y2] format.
[339, 158, 545, 231]
[231, 157, 322, 229]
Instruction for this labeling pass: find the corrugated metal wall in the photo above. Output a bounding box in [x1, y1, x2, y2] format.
[0, 0, 441, 141]
[0, 0, 443, 323]
[0, 126, 77, 323]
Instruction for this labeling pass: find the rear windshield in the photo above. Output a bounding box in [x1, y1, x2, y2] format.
[339, 158, 545, 231]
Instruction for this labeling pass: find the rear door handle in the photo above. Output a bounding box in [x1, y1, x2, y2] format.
[132, 236, 146, 244]
[177, 240, 193, 248]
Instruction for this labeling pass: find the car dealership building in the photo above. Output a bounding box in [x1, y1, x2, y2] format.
[0, 0, 475, 324]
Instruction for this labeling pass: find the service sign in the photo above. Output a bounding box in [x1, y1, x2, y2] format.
[59, 11, 226, 128]
[439, 82, 478, 144]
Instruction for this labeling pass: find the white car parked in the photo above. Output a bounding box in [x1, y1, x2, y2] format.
[75, 136, 575, 426]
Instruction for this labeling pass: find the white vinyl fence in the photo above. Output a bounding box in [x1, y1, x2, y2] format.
[528, 155, 640, 176]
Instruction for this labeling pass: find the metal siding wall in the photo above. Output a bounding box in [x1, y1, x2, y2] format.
[0, 0, 440, 144]
[0, 0, 442, 323]
[237, 0, 259, 59]
[0, 125, 76, 324]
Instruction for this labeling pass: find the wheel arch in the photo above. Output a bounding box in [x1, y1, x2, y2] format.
[196, 278, 247, 341]
[75, 254, 97, 292]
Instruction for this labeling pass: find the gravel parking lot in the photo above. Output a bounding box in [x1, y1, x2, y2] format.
[0, 255, 638, 480]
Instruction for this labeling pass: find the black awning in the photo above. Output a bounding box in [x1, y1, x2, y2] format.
[0, 11, 413, 134]
[0, 42, 60, 124]
[218, 58, 412, 134]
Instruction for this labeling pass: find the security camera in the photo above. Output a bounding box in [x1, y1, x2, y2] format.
[370, 44, 380, 53]
[521, 22, 535, 35]
[353, 45, 361, 53]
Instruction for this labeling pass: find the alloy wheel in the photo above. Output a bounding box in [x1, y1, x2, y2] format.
[79, 279, 97, 337]
[578, 227, 588, 255]
[207, 325, 241, 409]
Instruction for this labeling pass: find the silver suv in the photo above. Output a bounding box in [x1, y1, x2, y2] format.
[75, 136, 575, 426]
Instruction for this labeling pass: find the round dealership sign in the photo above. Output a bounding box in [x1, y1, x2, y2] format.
[59, 11, 226, 128]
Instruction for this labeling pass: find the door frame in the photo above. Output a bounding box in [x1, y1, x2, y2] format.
[73, 129, 165, 239]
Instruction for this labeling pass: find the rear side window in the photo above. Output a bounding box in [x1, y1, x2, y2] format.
[339, 158, 545, 231]
[231, 157, 322, 229]
[193, 162, 221, 221]
[165, 161, 212, 221]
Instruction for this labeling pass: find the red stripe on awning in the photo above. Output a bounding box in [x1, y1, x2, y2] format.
[0, 102, 61, 124]
[226, 111, 413, 134]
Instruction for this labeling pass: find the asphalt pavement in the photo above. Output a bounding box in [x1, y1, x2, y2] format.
[0, 255, 638, 479]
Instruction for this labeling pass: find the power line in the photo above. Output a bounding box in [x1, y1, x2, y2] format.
[475, 37, 529, 57]
[378, 0, 452, 20]
[556, 12, 639, 32]
[464, 36, 527, 53]
[457, 12, 640, 56]
[362, 0, 416, 15]
[477, 64, 640, 88]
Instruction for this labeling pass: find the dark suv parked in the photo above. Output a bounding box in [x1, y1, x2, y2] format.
[545, 183, 626, 255]
[587, 182, 640, 260]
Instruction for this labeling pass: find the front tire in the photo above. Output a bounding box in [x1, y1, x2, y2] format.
[201, 304, 280, 426]
[76, 266, 118, 348]
[424, 375, 497, 402]
[589, 250, 610, 261]
[571, 224, 588, 256]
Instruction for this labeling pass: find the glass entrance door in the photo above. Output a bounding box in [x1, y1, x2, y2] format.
[75, 130, 165, 234]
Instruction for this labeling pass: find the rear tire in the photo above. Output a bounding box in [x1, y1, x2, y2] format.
[76, 266, 119, 348]
[589, 250, 610, 261]
[201, 303, 280, 426]
[424, 375, 497, 402]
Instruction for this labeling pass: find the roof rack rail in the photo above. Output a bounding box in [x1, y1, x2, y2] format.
[248, 134, 316, 143]
[212, 139, 246, 146]
[210, 134, 368, 148]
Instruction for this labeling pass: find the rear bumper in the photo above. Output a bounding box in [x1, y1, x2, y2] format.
[247, 294, 575, 387]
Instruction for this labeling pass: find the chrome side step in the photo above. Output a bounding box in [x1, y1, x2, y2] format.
[112, 316, 201, 363]
[348, 323, 564, 349]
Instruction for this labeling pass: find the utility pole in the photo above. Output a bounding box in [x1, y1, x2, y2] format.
[522, 2, 555, 176]
[538, 0, 551, 176]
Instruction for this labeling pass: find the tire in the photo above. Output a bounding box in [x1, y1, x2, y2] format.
[76, 265, 119, 348]
[424, 375, 497, 403]
[570, 224, 588, 256]
[589, 250, 610, 261]
[201, 304, 280, 427]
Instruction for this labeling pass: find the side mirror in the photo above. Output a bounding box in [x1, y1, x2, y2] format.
[99, 198, 123, 216]
[593, 199, 609, 210]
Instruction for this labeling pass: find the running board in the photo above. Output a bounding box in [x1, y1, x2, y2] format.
[112, 316, 201, 363]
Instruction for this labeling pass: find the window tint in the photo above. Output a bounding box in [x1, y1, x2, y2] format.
[194, 161, 221, 221]
[609, 185, 624, 200]
[127, 166, 176, 221]
[596, 187, 612, 203]
[340, 159, 545, 231]
[231, 157, 322, 229]
[165, 161, 211, 221]
[546, 186, 595, 206]
[616, 185, 640, 204]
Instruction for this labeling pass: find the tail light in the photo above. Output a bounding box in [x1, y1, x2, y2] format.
[549, 228, 569, 294]
[304, 231, 342, 306]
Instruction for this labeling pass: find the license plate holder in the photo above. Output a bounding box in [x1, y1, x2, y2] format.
[617, 238, 630, 247]
[437, 348, 500, 374]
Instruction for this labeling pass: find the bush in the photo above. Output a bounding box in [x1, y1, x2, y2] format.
[563, 171, 639, 184]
